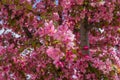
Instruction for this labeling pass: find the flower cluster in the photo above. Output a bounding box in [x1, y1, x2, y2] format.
[0, 0, 120, 80]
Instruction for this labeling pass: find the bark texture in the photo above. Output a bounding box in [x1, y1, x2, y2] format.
[80, 19, 90, 54]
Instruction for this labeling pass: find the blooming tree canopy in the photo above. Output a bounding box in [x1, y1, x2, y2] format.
[0, 0, 120, 80]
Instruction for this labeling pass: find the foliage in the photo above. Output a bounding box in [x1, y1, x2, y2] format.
[0, 0, 120, 80]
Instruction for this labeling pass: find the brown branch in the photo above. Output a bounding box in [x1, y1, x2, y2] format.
[22, 27, 33, 38]
[58, 0, 63, 25]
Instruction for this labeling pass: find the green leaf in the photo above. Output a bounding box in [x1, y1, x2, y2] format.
[102, 74, 109, 80]
[26, 4, 32, 10]
[16, 5, 23, 10]
[9, 0, 13, 4]
[72, 49, 77, 54]
[8, 18, 16, 26]
[14, 0, 19, 4]
[32, 41, 36, 47]
[19, 47, 25, 52]
[118, 28, 120, 34]
[53, 40, 60, 44]
[2, 0, 7, 4]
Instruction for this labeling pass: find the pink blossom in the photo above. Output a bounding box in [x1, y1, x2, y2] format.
[53, 61, 64, 68]
[0, 0, 120, 79]
[83, 46, 89, 50]
[66, 51, 76, 61]
[53, 12, 59, 20]
[44, 21, 56, 36]
[0, 46, 5, 55]
[54, 25, 75, 49]
[46, 46, 64, 62]
[76, 0, 84, 5]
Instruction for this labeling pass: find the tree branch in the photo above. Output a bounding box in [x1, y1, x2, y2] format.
[22, 27, 33, 38]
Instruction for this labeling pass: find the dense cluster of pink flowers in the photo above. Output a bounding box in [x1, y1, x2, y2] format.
[0, 0, 120, 80]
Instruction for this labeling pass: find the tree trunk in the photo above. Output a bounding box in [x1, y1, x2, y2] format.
[80, 20, 89, 54]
